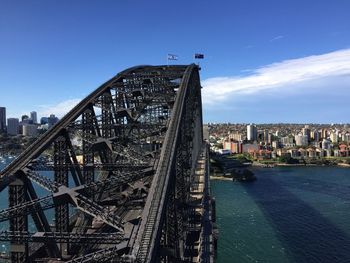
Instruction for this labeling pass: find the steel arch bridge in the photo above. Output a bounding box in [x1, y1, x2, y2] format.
[0, 64, 216, 263]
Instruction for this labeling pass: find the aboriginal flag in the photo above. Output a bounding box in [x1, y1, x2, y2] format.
[194, 53, 204, 59]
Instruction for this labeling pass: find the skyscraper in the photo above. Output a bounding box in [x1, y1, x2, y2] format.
[263, 129, 269, 142]
[30, 111, 38, 124]
[7, 118, 19, 136]
[302, 125, 311, 141]
[247, 124, 257, 141]
[0, 107, 6, 133]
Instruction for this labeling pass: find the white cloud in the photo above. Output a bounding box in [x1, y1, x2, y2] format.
[270, 35, 284, 42]
[202, 48, 350, 105]
[38, 98, 81, 118]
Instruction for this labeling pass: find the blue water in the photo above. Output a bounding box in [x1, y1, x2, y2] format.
[3, 159, 350, 261]
[0, 157, 55, 254]
[212, 166, 350, 263]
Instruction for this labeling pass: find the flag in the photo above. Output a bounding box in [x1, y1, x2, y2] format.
[167, 54, 178, 60]
[194, 53, 204, 59]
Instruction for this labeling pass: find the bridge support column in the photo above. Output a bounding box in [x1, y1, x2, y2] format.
[54, 136, 70, 256]
[9, 174, 28, 263]
[82, 109, 95, 186]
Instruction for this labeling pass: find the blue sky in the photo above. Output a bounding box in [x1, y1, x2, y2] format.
[0, 0, 350, 123]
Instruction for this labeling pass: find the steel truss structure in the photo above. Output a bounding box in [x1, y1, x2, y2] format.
[0, 64, 215, 262]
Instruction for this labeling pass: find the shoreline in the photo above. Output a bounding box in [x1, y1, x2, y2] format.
[337, 163, 350, 168]
[210, 176, 233, 181]
[252, 162, 350, 168]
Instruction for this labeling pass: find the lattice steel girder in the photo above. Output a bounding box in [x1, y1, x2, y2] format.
[25, 176, 61, 258]
[0, 231, 125, 244]
[0, 194, 54, 223]
[65, 241, 129, 263]
[0, 168, 154, 223]
[0, 65, 188, 185]
[133, 64, 203, 262]
[0, 64, 204, 262]
[54, 135, 70, 256]
[71, 193, 124, 232]
[23, 168, 59, 192]
[9, 175, 28, 263]
[82, 108, 95, 185]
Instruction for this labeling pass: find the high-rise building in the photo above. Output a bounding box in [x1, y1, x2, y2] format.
[311, 130, 320, 141]
[48, 114, 59, 128]
[295, 134, 308, 146]
[30, 111, 38, 124]
[40, 117, 49, 124]
[267, 133, 273, 144]
[344, 133, 350, 142]
[302, 126, 311, 141]
[247, 124, 257, 141]
[0, 107, 6, 133]
[330, 132, 338, 143]
[263, 129, 269, 142]
[321, 129, 328, 139]
[272, 141, 279, 149]
[22, 124, 38, 137]
[21, 114, 31, 124]
[228, 132, 243, 141]
[223, 140, 243, 154]
[322, 139, 331, 150]
[7, 118, 19, 136]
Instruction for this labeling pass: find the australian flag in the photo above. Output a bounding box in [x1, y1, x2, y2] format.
[167, 54, 178, 60]
[194, 53, 204, 59]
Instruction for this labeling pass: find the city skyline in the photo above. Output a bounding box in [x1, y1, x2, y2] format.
[1, 0, 350, 122]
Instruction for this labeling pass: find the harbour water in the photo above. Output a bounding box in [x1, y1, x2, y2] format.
[0, 157, 53, 256]
[2, 158, 350, 262]
[212, 166, 350, 263]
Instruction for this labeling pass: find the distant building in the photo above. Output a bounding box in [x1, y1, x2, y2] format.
[7, 118, 19, 136]
[48, 114, 59, 128]
[30, 111, 38, 124]
[267, 133, 272, 144]
[295, 134, 308, 146]
[22, 124, 38, 137]
[40, 117, 49, 125]
[223, 140, 242, 154]
[242, 142, 259, 153]
[251, 149, 271, 160]
[288, 149, 299, 158]
[330, 132, 338, 143]
[343, 133, 350, 142]
[321, 139, 331, 150]
[263, 129, 269, 142]
[339, 144, 349, 157]
[307, 148, 316, 158]
[311, 130, 320, 141]
[312, 141, 321, 148]
[0, 107, 6, 133]
[247, 124, 257, 141]
[228, 132, 243, 141]
[272, 141, 279, 149]
[281, 136, 294, 148]
[21, 114, 31, 124]
[302, 126, 310, 141]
